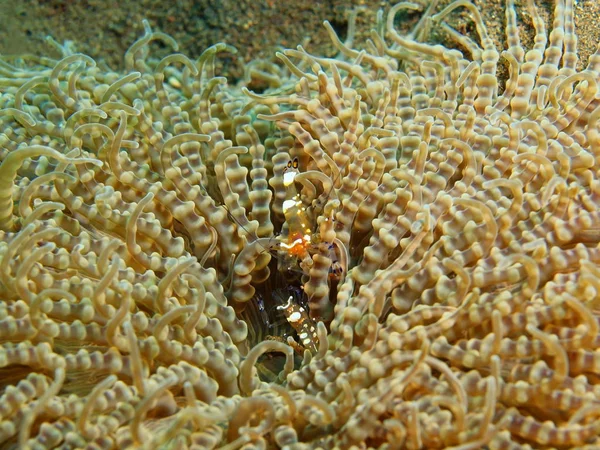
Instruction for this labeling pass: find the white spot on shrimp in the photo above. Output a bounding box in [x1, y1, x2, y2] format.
[283, 199, 296, 212]
[288, 311, 302, 322]
[283, 171, 296, 186]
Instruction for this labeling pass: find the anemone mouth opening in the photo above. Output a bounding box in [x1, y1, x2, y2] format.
[239, 260, 309, 382]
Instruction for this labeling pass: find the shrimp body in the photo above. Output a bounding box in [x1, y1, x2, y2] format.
[280, 158, 346, 276]
[276, 294, 318, 353]
[281, 158, 313, 259]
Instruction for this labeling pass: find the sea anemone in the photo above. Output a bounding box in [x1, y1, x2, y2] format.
[1, 0, 600, 448]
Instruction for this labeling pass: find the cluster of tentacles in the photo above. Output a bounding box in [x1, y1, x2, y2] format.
[0, 0, 600, 448]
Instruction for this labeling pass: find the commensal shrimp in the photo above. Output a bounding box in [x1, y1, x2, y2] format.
[227, 156, 345, 353]
[279, 157, 345, 282]
[242, 276, 321, 356]
[276, 287, 319, 354]
[280, 158, 313, 260]
[273, 156, 348, 333]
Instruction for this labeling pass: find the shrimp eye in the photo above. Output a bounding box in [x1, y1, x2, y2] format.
[287, 160, 293, 168]
[292, 157, 299, 169]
